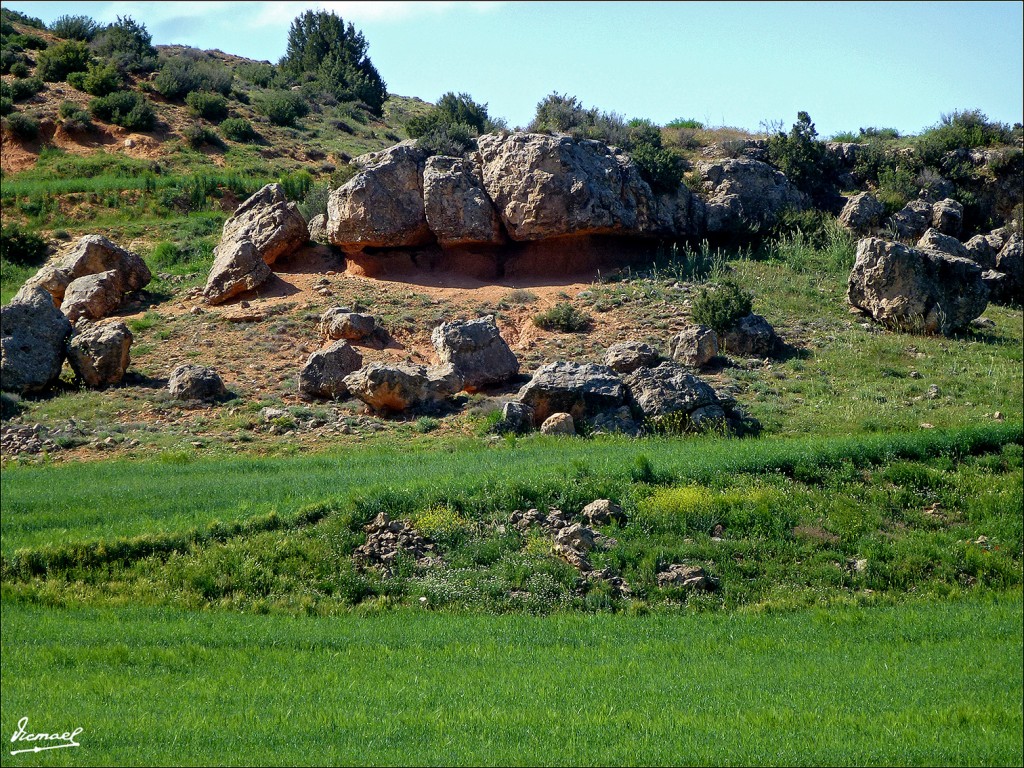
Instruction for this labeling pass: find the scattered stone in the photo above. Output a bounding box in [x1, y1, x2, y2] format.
[25, 234, 151, 307]
[926, 384, 942, 399]
[581, 499, 626, 526]
[603, 341, 660, 374]
[218, 183, 309, 266]
[299, 339, 363, 400]
[847, 237, 989, 335]
[540, 412, 576, 435]
[624, 362, 723, 430]
[589, 406, 641, 437]
[318, 308, 378, 341]
[1, 286, 73, 394]
[0, 423, 58, 456]
[431, 315, 519, 390]
[344, 362, 463, 412]
[656, 563, 716, 591]
[354, 513, 437, 576]
[168, 364, 226, 402]
[203, 240, 272, 306]
[66, 320, 133, 388]
[669, 324, 719, 368]
[308, 213, 329, 245]
[718, 314, 779, 357]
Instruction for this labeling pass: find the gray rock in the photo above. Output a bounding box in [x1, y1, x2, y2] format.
[603, 341, 660, 374]
[430, 315, 519, 390]
[343, 362, 463, 412]
[847, 237, 989, 334]
[656, 563, 716, 591]
[540, 412, 576, 435]
[930, 198, 963, 236]
[25, 234, 150, 306]
[517, 361, 626, 426]
[890, 199, 933, 240]
[423, 155, 504, 246]
[589, 406, 641, 437]
[219, 183, 309, 266]
[308, 214, 329, 245]
[964, 233, 1003, 270]
[0, 286, 73, 394]
[327, 142, 432, 250]
[719, 314, 780, 357]
[493, 401, 535, 434]
[61, 270, 124, 323]
[299, 339, 363, 400]
[624, 362, 722, 430]
[581, 499, 626, 526]
[670, 324, 719, 368]
[66, 320, 132, 388]
[319, 308, 378, 341]
[203, 239, 273, 305]
[168, 364, 226, 402]
[917, 228, 970, 260]
[838, 192, 886, 233]
[993, 232, 1022, 304]
[698, 158, 807, 234]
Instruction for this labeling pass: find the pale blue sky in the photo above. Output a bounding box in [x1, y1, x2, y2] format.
[6, 1, 1023, 137]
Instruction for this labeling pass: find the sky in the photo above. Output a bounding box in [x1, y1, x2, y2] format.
[5, 1, 1023, 137]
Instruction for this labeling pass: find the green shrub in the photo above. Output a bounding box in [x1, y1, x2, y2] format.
[236, 62, 275, 87]
[57, 100, 92, 132]
[279, 170, 313, 201]
[766, 111, 832, 200]
[183, 122, 223, 149]
[690, 280, 753, 333]
[916, 109, 1012, 166]
[0, 97, 12, 116]
[4, 111, 39, 140]
[67, 61, 124, 96]
[89, 90, 156, 131]
[529, 92, 630, 147]
[35, 39, 91, 81]
[154, 55, 232, 99]
[631, 143, 686, 194]
[532, 302, 592, 333]
[185, 91, 228, 121]
[254, 90, 308, 126]
[50, 14, 101, 41]
[0, 223, 48, 265]
[8, 61, 28, 78]
[91, 16, 157, 73]
[667, 117, 704, 130]
[415, 121, 476, 157]
[298, 182, 331, 220]
[9, 76, 43, 101]
[876, 166, 918, 214]
[0, 48, 27, 75]
[220, 117, 258, 143]
[407, 92, 493, 140]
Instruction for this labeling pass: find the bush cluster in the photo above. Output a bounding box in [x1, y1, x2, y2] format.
[915, 109, 1014, 166]
[91, 16, 157, 73]
[50, 14, 101, 41]
[183, 122, 223, 149]
[185, 91, 228, 121]
[235, 62, 275, 88]
[57, 100, 92, 132]
[6, 76, 43, 101]
[4, 111, 39, 140]
[766, 111, 833, 201]
[0, 223, 48, 265]
[67, 61, 124, 96]
[220, 117, 258, 143]
[532, 302, 593, 333]
[35, 39, 91, 82]
[89, 90, 156, 131]
[690, 280, 753, 333]
[254, 90, 308, 126]
[154, 54, 232, 99]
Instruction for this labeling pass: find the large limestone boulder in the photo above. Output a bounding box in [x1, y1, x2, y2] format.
[669, 325, 718, 368]
[204, 184, 307, 304]
[423, 155, 504, 246]
[25, 234, 150, 307]
[916, 228, 970, 260]
[1, 286, 73, 394]
[318, 308, 377, 341]
[603, 341, 660, 374]
[964, 230, 1005, 270]
[61, 270, 124, 323]
[168, 364, 226, 402]
[517, 361, 626, 426]
[847, 237, 989, 334]
[218, 183, 308, 266]
[308, 214, 329, 245]
[993, 232, 1022, 304]
[492, 400, 535, 435]
[930, 198, 963, 236]
[838, 192, 886, 233]
[66, 320, 133, 388]
[327, 141, 432, 251]
[430, 315, 519, 390]
[540, 412, 576, 435]
[890, 199, 933, 240]
[299, 340, 363, 400]
[698, 158, 807, 234]
[475, 132, 692, 241]
[624, 362, 725, 431]
[203, 240, 272, 306]
[343, 362, 463, 412]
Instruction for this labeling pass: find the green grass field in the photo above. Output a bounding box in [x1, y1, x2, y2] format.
[1, 594, 1021, 766]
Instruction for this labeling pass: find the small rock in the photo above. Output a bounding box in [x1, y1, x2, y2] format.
[540, 412, 576, 435]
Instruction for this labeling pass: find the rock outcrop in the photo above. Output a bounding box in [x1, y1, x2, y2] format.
[422, 155, 504, 246]
[930, 198, 964, 236]
[299, 340, 363, 400]
[992, 232, 1022, 304]
[327, 141, 432, 250]
[890, 199, 933, 240]
[0, 286, 73, 394]
[699, 158, 807, 234]
[25, 234, 151, 307]
[66, 320, 133, 388]
[204, 184, 308, 304]
[343, 362, 463, 412]
[916, 228, 970, 260]
[848, 237, 989, 334]
[431, 315, 519, 390]
[517, 361, 626, 426]
[838, 192, 886, 233]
